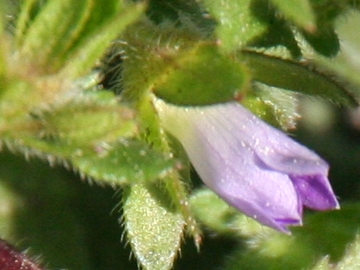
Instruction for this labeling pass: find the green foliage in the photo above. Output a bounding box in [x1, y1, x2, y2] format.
[0, 149, 140, 269]
[152, 43, 249, 105]
[1, 0, 360, 269]
[146, 0, 214, 31]
[315, 10, 360, 92]
[221, 204, 360, 270]
[303, 0, 344, 56]
[241, 50, 357, 106]
[312, 236, 360, 270]
[243, 83, 299, 130]
[190, 193, 360, 270]
[202, 0, 267, 52]
[0, 85, 176, 186]
[123, 183, 184, 270]
[15, 0, 143, 76]
[269, 0, 316, 31]
[190, 188, 265, 236]
[120, 20, 205, 103]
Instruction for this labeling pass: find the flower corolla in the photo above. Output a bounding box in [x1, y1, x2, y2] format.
[155, 99, 339, 232]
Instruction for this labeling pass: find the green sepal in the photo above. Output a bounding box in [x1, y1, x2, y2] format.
[241, 50, 357, 106]
[121, 20, 249, 106]
[243, 83, 299, 131]
[153, 44, 250, 106]
[120, 20, 203, 103]
[122, 183, 184, 270]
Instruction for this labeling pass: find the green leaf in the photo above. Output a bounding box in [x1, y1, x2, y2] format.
[135, 95, 202, 244]
[241, 50, 357, 106]
[0, 2, 4, 36]
[202, 0, 268, 52]
[36, 92, 137, 145]
[123, 183, 184, 270]
[14, 0, 43, 47]
[6, 134, 175, 187]
[120, 20, 202, 103]
[269, 0, 316, 31]
[17, 0, 143, 75]
[0, 11, 7, 77]
[120, 21, 249, 106]
[61, 3, 144, 78]
[153, 43, 249, 105]
[18, 0, 91, 71]
[71, 140, 176, 185]
[1, 90, 176, 186]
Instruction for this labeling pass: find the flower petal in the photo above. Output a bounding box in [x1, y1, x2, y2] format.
[155, 99, 339, 231]
[155, 99, 303, 231]
[215, 103, 338, 209]
[290, 174, 339, 210]
[189, 113, 303, 232]
[207, 102, 338, 212]
[214, 102, 329, 176]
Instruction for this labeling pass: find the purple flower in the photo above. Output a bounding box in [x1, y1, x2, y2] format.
[155, 100, 339, 232]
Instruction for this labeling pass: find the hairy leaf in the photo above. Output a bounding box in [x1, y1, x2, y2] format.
[123, 183, 184, 270]
[241, 50, 357, 106]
